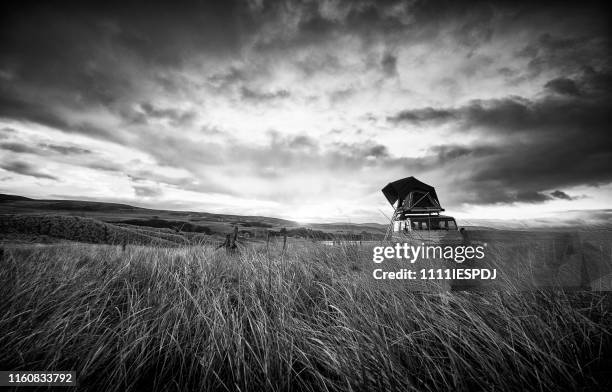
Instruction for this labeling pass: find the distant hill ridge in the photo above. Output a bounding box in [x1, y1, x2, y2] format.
[0, 194, 33, 202]
[0, 193, 296, 225]
[0, 193, 388, 238]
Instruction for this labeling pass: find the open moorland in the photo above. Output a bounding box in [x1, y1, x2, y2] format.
[0, 194, 387, 245]
[1, 194, 611, 391]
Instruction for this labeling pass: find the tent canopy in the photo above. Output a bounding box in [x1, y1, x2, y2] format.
[382, 176, 443, 211]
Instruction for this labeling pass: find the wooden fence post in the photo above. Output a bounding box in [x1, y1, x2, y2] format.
[224, 234, 231, 253]
[281, 227, 287, 252]
[232, 226, 238, 248]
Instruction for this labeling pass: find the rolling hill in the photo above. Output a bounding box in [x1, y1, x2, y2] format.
[0, 193, 388, 244]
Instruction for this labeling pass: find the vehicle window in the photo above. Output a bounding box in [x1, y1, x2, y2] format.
[447, 220, 457, 230]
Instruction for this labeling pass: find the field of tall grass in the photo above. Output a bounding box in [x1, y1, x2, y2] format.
[0, 240, 610, 391]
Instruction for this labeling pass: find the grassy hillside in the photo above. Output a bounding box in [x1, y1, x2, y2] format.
[0, 195, 298, 227]
[0, 241, 610, 391]
[0, 214, 212, 246]
[0, 194, 387, 239]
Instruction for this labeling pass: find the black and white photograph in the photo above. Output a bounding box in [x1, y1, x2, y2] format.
[0, 0, 611, 390]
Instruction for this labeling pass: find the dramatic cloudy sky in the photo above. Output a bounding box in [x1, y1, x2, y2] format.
[0, 0, 611, 223]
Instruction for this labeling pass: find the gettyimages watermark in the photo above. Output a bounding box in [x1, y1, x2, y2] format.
[371, 242, 497, 281]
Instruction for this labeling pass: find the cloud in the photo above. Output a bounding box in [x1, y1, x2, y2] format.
[139, 102, 196, 126]
[133, 185, 163, 198]
[429, 144, 499, 161]
[388, 107, 456, 125]
[328, 87, 356, 103]
[550, 190, 577, 200]
[514, 191, 552, 203]
[386, 69, 612, 205]
[42, 144, 91, 155]
[86, 161, 124, 173]
[240, 87, 290, 101]
[207, 66, 245, 89]
[0, 142, 38, 154]
[0, 0, 610, 221]
[0, 141, 91, 155]
[381, 53, 397, 77]
[517, 31, 608, 79]
[0, 95, 124, 144]
[287, 135, 318, 150]
[544, 77, 581, 96]
[0, 161, 58, 180]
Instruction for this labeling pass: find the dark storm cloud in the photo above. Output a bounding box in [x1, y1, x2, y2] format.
[0, 95, 124, 144]
[0, 0, 251, 140]
[517, 31, 609, 79]
[1, 0, 608, 134]
[0, 0, 249, 78]
[253, 0, 609, 62]
[0, 96, 73, 134]
[390, 68, 612, 205]
[284, 0, 501, 47]
[0, 138, 116, 178]
[247, 0, 453, 54]
[514, 191, 552, 203]
[451, 3, 494, 50]
[0, 161, 58, 180]
[391, 94, 596, 131]
[544, 77, 581, 96]
[550, 190, 575, 200]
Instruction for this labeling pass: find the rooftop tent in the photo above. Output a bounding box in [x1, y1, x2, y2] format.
[382, 176, 444, 212]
